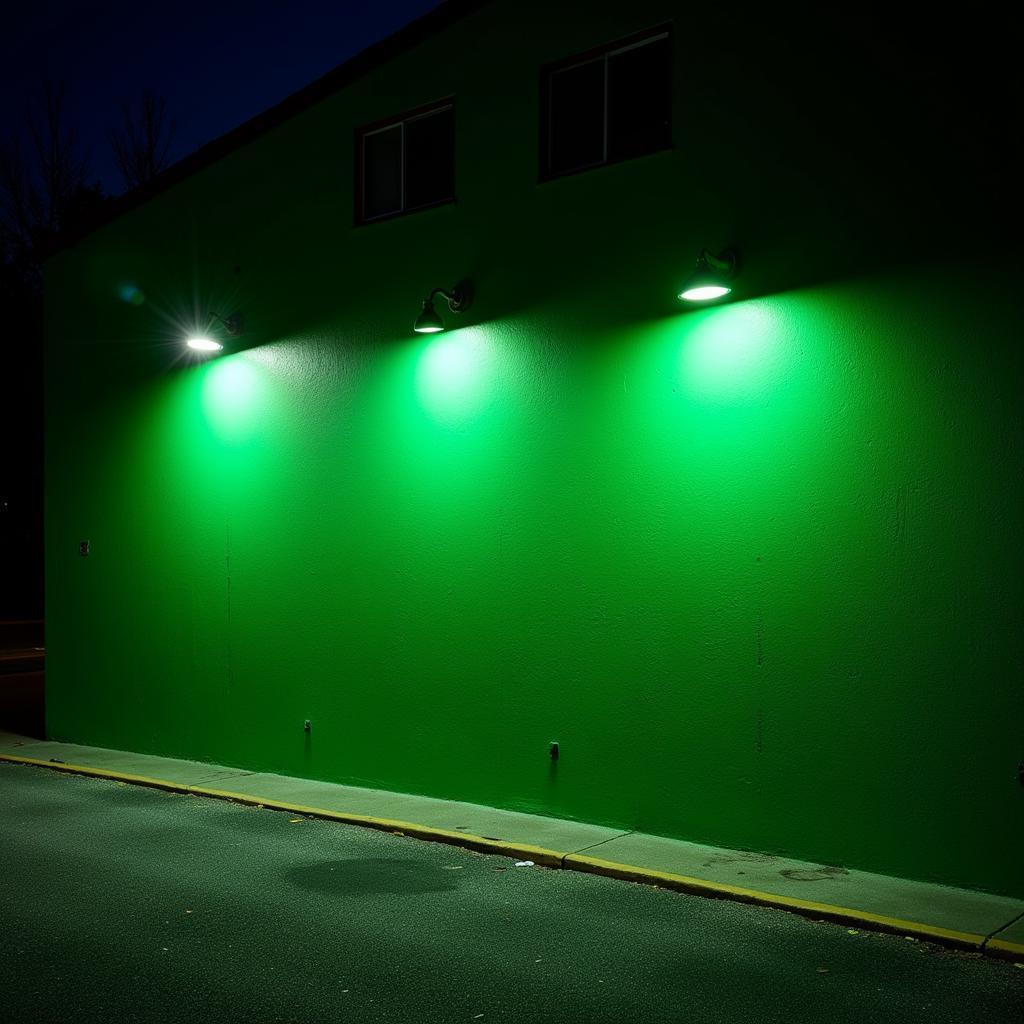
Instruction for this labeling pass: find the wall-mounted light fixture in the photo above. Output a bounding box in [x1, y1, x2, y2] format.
[677, 248, 739, 303]
[413, 281, 473, 334]
[186, 311, 244, 354]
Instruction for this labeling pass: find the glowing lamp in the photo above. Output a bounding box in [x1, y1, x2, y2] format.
[678, 249, 739, 303]
[186, 336, 224, 353]
[413, 298, 446, 334]
[185, 311, 243, 356]
[413, 281, 473, 334]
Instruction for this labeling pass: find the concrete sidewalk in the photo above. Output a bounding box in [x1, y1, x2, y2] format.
[2, 729, 1021, 962]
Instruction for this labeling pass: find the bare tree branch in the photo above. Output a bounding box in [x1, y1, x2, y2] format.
[111, 90, 176, 191]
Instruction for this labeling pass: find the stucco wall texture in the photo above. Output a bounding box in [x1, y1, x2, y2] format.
[44, 1, 1022, 896]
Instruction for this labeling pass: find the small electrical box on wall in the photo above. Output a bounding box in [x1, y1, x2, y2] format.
[550, 741, 559, 761]
[79, 540, 90, 556]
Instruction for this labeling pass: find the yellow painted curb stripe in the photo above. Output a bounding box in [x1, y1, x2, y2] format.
[187, 784, 567, 867]
[0, 752, 1009, 957]
[0, 754, 190, 793]
[0, 755, 565, 868]
[985, 938, 1024, 963]
[563, 854, 984, 948]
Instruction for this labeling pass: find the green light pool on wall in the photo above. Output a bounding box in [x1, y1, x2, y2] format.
[414, 281, 474, 334]
[678, 248, 739, 303]
[186, 311, 244, 355]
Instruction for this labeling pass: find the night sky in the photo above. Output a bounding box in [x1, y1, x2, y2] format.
[2, 0, 440, 196]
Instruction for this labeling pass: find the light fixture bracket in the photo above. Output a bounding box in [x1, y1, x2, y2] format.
[430, 278, 473, 313]
[700, 248, 739, 278]
[430, 280, 474, 314]
[209, 311, 244, 337]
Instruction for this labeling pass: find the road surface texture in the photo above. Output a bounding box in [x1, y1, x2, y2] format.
[2, 761, 1021, 1023]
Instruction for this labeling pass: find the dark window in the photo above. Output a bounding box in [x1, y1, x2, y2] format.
[541, 29, 671, 179]
[363, 124, 402, 220]
[549, 60, 605, 175]
[357, 102, 454, 223]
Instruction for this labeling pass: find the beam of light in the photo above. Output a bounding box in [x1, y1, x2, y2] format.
[199, 354, 266, 442]
[414, 328, 492, 421]
[680, 301, 783, 401]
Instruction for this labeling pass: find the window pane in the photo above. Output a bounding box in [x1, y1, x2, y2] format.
[363, 124, 402, 220]
[404, 106, 455, 210]
[548, 58, 605, 175]
[607, 36, 671, 162]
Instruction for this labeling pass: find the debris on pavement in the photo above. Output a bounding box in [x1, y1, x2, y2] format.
[515, 861, 534, 867]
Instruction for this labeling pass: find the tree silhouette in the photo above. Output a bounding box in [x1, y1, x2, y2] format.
[0, 80, 106, 293]
[0, 81, 104, 617]
[110, 90, 176, 191]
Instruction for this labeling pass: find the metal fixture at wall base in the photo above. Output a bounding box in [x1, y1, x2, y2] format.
[413, 280, 474, 334]
[186, 311, 244, 354]
[677, 248, 739, 302]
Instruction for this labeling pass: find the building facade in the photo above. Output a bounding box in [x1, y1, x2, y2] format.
[44, 0, 1022, 895]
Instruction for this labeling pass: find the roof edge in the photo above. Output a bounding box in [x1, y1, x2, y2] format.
[46, 0, 487, 258]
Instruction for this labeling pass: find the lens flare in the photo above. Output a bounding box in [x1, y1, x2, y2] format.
[118, 283, 146, 305]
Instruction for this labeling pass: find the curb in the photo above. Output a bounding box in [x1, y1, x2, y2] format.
[0, 754, 566, 868]
[2, 752, 1020, 963]
[564, 854, 986, 950]
[986, 938, 1024, 963]
[189, 781, 567, 867]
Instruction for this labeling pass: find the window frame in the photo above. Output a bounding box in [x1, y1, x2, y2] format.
[538, 25, 673, 183]
[353, 97, 456, 226]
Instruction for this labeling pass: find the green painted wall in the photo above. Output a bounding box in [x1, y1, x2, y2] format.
[44, 2, 1022, 895]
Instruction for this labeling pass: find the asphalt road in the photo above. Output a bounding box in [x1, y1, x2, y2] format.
[1, 762, 1021, 1023]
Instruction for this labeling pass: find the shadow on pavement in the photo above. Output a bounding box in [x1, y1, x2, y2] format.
[286, 857, 462, 896]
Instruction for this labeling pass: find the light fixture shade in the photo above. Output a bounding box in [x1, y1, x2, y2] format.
[413, 298, 445, 333]
[186, 336, 224, 353]
[678, 248, 738, 302]
[184, 311, 242, 356]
